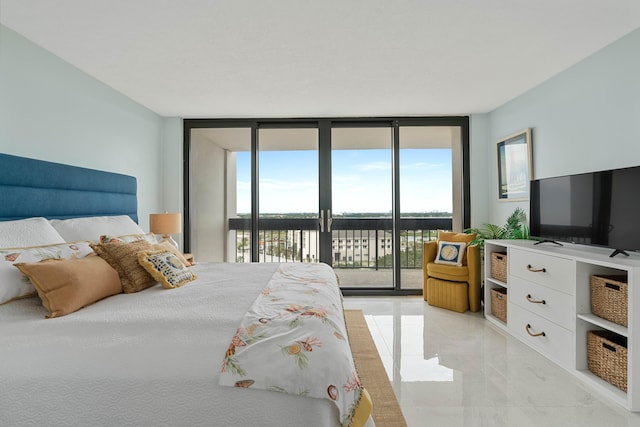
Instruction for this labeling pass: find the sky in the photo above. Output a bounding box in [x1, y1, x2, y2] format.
[236, 148, 452, 215]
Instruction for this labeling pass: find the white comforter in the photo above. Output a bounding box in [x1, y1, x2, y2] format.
[219, 263, 364, 426]
[0, 262, 374, 427]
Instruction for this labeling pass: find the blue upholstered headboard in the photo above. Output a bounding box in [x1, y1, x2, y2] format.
[0, 153, 138, 222]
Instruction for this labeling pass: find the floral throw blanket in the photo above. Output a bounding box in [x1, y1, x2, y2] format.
[219, 263, 367, 427]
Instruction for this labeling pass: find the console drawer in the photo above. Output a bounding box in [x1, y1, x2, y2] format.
[508, 303, 573, 369]
[509, 276, 574, 329]
[509, 248, 574, 295]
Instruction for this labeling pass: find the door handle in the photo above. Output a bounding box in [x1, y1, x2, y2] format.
[327, 209, 333, 232]
[319, 210, 325, 233]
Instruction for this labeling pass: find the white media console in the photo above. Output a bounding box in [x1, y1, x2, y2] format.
[484, 239, 640, 411]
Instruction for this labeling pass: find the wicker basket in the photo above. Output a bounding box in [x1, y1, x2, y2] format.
[491, 252, 508, 282]
[591, 275, 628, 327]
[587, 330, 628, 392]
[490, 287, 507, 323]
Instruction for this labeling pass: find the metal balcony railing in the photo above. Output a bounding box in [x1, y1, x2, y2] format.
[228, 217, 453, 268]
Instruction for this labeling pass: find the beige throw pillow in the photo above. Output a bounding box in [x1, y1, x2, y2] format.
[90, 240, 157, 293]
[14, 256, 122, 318]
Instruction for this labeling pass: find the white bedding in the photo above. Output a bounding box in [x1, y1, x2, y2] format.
[0, 262, 374, 427]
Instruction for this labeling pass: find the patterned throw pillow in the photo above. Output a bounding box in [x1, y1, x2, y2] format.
[0, 241, 94, 305]
[138, 250, 197, 289]
[90, 240, 157, 293]
[434, 241, 467, 266]
[437, 231, 475, 265]
[153, 241, 193, 266]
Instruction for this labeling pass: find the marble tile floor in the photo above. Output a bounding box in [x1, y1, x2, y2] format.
[342, 296, 640, 427]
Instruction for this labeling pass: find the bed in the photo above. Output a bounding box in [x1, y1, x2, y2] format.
[0, 154, 374, 427]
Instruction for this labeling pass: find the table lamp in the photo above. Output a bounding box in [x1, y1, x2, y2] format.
[149, 213, 181, 248]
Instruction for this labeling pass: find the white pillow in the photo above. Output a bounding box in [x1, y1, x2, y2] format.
[50, 215, 144, 243]
[0, 217, 66, 248]
[0, 241, 94, 305]
[0, 248, 33, 304]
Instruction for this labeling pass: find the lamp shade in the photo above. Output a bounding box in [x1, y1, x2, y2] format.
[149, 213, 181, 235]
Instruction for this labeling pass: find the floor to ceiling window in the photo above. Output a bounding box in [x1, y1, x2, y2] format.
[330, 125, 394, 288]
[185, 117, 469, 295]
[257, 127, 319, 263]
[398, 125, 463, 289]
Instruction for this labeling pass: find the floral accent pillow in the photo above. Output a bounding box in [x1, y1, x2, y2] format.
[100, 233, 158, 245]
[0, 241, 94, 305]
[138, 250, 197, 289]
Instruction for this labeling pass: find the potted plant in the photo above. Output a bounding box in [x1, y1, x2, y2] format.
[465, 208, 530, 304]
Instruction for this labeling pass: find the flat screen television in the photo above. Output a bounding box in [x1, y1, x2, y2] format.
[530, 165, 640, 257]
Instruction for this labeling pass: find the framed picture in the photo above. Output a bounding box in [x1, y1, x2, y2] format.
[497, 128, 533, 200]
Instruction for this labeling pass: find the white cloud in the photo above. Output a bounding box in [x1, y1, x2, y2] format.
[259, 178, 316, 192]
[357, 161, 391, 172]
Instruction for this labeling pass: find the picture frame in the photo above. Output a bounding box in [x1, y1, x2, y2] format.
[497, 128, 533, 201]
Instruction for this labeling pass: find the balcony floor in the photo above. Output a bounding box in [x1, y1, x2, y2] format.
[335, 268, 423, 290]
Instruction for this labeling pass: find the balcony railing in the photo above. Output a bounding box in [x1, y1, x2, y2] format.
[228, 217, 453, 268]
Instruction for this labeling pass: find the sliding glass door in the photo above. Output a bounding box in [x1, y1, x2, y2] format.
[185, 117, 469, 295]
[330, 126, 394, 288]
[398, 126, 460, 289]
[257, 127, 319, 263]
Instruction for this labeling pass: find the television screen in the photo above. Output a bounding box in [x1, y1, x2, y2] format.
[606, 167, 640, 251]
[530, 166, 640, 255]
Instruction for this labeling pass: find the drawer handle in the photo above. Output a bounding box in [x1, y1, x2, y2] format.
[526, 264, 546, 273]
[526, 294, 546, 305]
[525, 323, 546, 337]
[605, 283, 621, 291]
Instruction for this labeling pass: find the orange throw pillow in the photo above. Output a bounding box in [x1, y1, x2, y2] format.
[14, 256, 121, 318]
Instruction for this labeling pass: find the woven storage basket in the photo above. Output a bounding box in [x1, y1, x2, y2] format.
[490, 252, 508, 282]
[490, 287, 507, 323]
[591, 275, 628, 327]
[587, 330, 628, 392]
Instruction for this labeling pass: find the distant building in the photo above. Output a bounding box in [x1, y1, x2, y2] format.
[243, 228, 397, 266]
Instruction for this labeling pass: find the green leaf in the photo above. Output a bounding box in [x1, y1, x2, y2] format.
[465, 208, 529, 245]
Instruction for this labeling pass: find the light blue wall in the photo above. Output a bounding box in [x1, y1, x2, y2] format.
[0, 25, 165, 230]
[472, 27, 640, 227]
[159, 117, 185, 245]
[469, 113, 490, 229]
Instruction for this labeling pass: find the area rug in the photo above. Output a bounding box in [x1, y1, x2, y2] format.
[344, 309, 408, 427]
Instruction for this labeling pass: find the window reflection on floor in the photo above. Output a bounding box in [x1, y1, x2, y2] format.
[343, 296, 640, 427]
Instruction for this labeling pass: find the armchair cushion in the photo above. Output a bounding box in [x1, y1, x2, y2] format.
[427, 262, 469, 282]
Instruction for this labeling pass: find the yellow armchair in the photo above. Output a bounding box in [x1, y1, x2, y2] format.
[422, 234, 481, 313]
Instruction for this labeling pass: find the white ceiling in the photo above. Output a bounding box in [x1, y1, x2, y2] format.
[1, 0, 640, 118]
